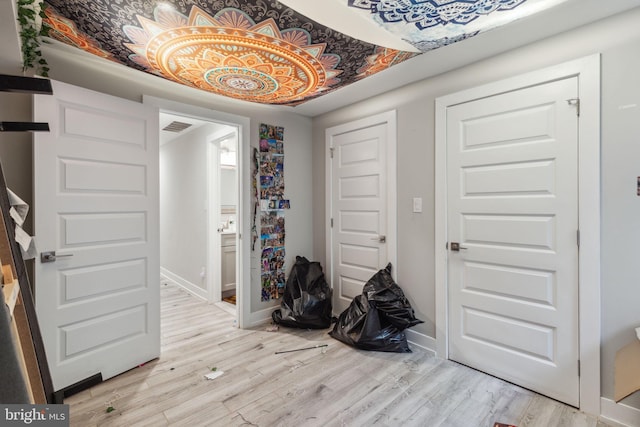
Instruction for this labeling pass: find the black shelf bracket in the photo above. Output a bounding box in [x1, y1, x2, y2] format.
[0, 122, 50, 132]
[0, 74, 53, 94]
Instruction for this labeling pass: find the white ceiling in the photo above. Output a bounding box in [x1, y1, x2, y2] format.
[2, 0, 640, 117]
[159, 112, 208, 146]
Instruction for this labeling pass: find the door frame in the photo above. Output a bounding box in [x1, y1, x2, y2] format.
[207, 130, 238, 304]
[144, 95, 250, 329]
[325, 110, 398, 299]
[434, 54, 601, 414]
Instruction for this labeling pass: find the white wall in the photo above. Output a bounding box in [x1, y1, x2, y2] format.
[0, 60, 36, 286]
[160, 124, 218, 293]
[0, 62, 33, 235]
[248, 115, 314, 315]
[312, 7, 640, 409]
[601, 38, 640, 409]
[220, 167, 237, 207]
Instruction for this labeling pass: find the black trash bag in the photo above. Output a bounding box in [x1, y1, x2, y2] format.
[272, 256, 333, 329]
[329, 263, 423, 352]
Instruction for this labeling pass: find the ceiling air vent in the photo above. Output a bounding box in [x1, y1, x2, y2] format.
[162, 121, 192, 133]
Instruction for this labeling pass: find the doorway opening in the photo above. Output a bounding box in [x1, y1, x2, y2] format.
[159, 111, 239, 319]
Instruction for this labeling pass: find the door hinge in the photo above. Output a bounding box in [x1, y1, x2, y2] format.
[567, 98, 580, 117]
[578, 359, 581, 377]
[577, 229, 581, 247]
[330, 147, 334, 158]
[330, 218, 333, 228]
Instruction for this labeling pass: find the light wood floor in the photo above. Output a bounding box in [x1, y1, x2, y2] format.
[66, 283, 612, 427]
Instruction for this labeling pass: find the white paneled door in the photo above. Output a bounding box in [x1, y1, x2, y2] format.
[447, 77, 580, 406]
[33, 80, 160, 391]
[328, 112, 396, 315]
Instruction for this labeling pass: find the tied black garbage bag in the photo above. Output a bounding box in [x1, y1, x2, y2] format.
[329, 263, 423, 352]
[272, 256, 333, 329]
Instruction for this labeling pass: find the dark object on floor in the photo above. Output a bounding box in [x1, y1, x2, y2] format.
[275, 344, 328, 354]
[272, 256, 333, 329]
[494, 423, 517, 427]
[329, 263, 423, 353]
[223, 295, 236, 305]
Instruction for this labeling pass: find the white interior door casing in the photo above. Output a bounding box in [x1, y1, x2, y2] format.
[436, 55, 601, 415]
[207, 137, 222, 303]
[34, 80, 160, 391]
[447, 77, 579, 406]
[144, 95, 250, 329]
[208, 131, 239, 304]
[326, 111, 397, 315]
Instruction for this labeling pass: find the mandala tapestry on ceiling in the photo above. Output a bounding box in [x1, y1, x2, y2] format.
[346, 0, 557, 52]
[44, 6, 117, 62]
[43, 0, 417, 105]
[348, 0, 529, 29]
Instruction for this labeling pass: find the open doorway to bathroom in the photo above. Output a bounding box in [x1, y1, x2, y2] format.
[159, 111, 239, 317]
[209, 132, 239, 315]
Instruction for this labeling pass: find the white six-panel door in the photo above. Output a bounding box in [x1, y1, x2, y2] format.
[447, 77, 580, 406]
[33, 80, 160, 391]
[327, 112, 396, 315]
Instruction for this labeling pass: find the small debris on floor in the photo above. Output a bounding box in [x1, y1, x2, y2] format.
[170, 367, 175, 371]
[275, 344, 328, 354]
[210, 367, 217, 371]
[106, 406, 115, 413]
[265, 325, 279, 332]
[204, 370, 224, 381]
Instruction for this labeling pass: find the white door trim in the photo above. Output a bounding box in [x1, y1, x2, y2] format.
[207, 134, 222, 304]
[434, 54, 601, 415]
[325, 110, 398, 291]
[207, 130, 238, 304]
[144, 95, 251, 329]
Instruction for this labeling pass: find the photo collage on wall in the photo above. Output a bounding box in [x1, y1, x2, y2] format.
[259, 123, 290, 301]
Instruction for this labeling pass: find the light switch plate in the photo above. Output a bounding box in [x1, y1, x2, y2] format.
[413, 197, 422, 213]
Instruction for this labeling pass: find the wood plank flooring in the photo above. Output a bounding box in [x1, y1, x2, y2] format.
[65, 283, 613, 427]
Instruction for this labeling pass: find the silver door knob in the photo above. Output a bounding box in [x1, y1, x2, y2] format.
[450, 242, 467, 252]
[371, 235, 386, 243]
[40, 251, 74, 263]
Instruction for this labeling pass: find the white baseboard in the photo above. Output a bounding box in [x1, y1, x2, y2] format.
[406, 329, 437, 354]
[600, 397, 640, 427]
[249, 305, 278, 327]
[161, 268, 208, 301]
